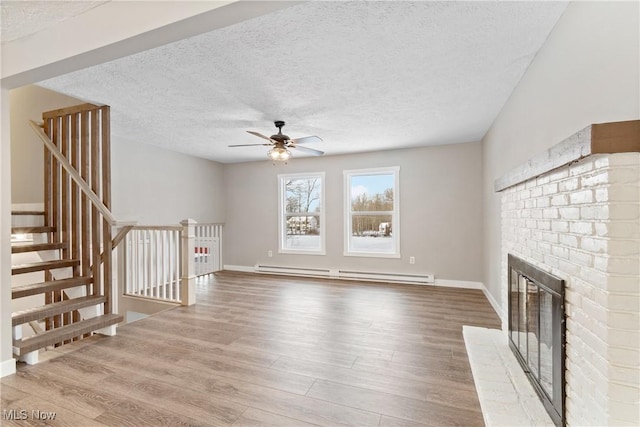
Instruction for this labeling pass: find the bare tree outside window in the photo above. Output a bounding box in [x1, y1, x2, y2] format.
[279, 174, 325, 253]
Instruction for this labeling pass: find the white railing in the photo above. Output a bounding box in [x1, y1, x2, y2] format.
[123, 226, 182, 303]
[194, 223, 223, 277]
[118, 221, 224, 305]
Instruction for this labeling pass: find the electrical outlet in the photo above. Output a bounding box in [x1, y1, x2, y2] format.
[268, 250, 273, 257]
[409, 256, 415, 264]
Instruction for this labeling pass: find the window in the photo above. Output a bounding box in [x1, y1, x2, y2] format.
[278, 172, 325, 254]
[344, 167, 399, 257]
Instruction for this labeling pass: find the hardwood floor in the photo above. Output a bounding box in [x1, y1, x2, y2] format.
[1, 271, 501, 426]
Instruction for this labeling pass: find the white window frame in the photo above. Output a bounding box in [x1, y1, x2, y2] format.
[344, 166, 400, 258]
[278, 172, 326, 255]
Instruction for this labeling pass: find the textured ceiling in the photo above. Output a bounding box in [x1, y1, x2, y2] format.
[0, 1, 108, 43]
[32, 1, 567, 163]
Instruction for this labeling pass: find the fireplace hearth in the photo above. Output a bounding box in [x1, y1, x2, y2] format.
[508, 254, 565, 427]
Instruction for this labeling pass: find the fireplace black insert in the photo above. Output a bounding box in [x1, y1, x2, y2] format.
[508, 254, 566, 427]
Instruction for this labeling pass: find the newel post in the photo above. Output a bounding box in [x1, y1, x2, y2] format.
[180, 218, 197, 306]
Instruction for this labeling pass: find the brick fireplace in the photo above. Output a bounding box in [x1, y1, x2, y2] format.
[495, 120, 639, 426]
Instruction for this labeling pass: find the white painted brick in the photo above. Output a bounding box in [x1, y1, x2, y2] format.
[609, 203, 640, 220]
[549, 168, 569, 182]
[550, 194, 569, 206]
[608, 167, 640, 185]
[543, 182, 558, 195]
[551, 221, 569, 233]
[595, 186, 640, 203]
[580, 205, 609, 220]
[559, 234, 579, 248]
[594, 221, 639, 239]
[570, 159, 594, 176]
[537, 197, 550, 208]
[582, 297, 607, 324]
[582, 171, 610, 188]
[608, 383, 640, 408]
[609, 366, 640, 387]
[606, 257, 640, 275]
[500, 154, 640, 426]
[531, 186, 543, 198]
[537, 174, 550, 185]
[570, 189, 594, 204]
[593, 255, 608, 272]
[608, 328, 640, 348]
[543, 254, 559, 268]
[559, 177, 580, 192]
[608, 400, 640, 424]
[608, 276, 640, 293]
[593, 156, 612, 169]
[551, 245, 570, 259]
[579, 267, 607, 289]
[607, 152, 640, 167]
[570, 221, 594, 235]
[542, 232, 558, 244]
[543, 208, 559, 219]
[608, 240, 640, 257]
[607, 311, 640, 338]
[537, 220, 551, 230]
[559, 207, 580, 219]
[580, 237, 608, 253]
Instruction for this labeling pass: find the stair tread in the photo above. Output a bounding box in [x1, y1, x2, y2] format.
[12, 295, 106, 326]
[12, 277, 93, 299]
[11, 242, 67, 254]
[12, 259, 80, 275]
[14, 313, 123, 355]
[12, 211, 45, 216]
[11, 226, 55, 234]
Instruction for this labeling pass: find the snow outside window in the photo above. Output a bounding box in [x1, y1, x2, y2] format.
[278, 172, 325, 255]
[344, 167, 400, 258]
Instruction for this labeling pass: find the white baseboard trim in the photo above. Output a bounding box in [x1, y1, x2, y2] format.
[481, 284, 504, 319]
[223, 264, 256, 273]
[434, 279, 483, 290]
[11, 203, 44, 211]
[0, 358, 16, 378]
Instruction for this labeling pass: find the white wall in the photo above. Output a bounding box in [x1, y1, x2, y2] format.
[224, 142, 483, 282]
[482, 1, 640, 305]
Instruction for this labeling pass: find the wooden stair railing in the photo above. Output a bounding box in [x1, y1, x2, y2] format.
[11, 104, 124, 362]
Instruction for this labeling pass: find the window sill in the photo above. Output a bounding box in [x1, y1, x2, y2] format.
[279, 250, 326, 256]
[343, 252, 401, 259]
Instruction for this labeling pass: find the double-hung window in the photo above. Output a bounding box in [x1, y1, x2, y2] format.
[278, 172, 325, 254]
[344, 167, 399, 257]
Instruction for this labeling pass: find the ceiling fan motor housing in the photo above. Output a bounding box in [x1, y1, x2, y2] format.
[271, 120, 289, 142]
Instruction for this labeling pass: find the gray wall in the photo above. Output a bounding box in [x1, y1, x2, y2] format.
[481, 1, 640, 306]
[10, 85, 226, 225]
[224, 141, 483, 282]
[10, 85, 84, 204]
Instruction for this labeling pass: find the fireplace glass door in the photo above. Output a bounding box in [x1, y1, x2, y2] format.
[508, 254, 565, 427]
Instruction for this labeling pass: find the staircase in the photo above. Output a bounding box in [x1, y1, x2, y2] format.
[11, 103, 123, 364]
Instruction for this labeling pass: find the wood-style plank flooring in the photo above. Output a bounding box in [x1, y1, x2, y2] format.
[1, 271, 500, 426]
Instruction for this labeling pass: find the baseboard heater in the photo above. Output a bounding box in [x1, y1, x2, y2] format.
[254, 265, 434, 284]
[254, 265, 331, 278]
[337, 270, 434, 284]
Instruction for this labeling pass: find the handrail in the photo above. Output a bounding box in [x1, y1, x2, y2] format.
[132, 225, 182, 231]
[29, 120, 116, 225]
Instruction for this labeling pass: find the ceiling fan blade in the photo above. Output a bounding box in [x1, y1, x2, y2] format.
[228, 143, 272, 147]
[290, 135, 323, 145]
[247, 130, 275, 142]
[292, 145, 324, 156]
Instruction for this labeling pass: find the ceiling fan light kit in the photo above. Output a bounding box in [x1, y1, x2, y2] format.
[268, 147, 291, 162]
[228, 121, 324, 163]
